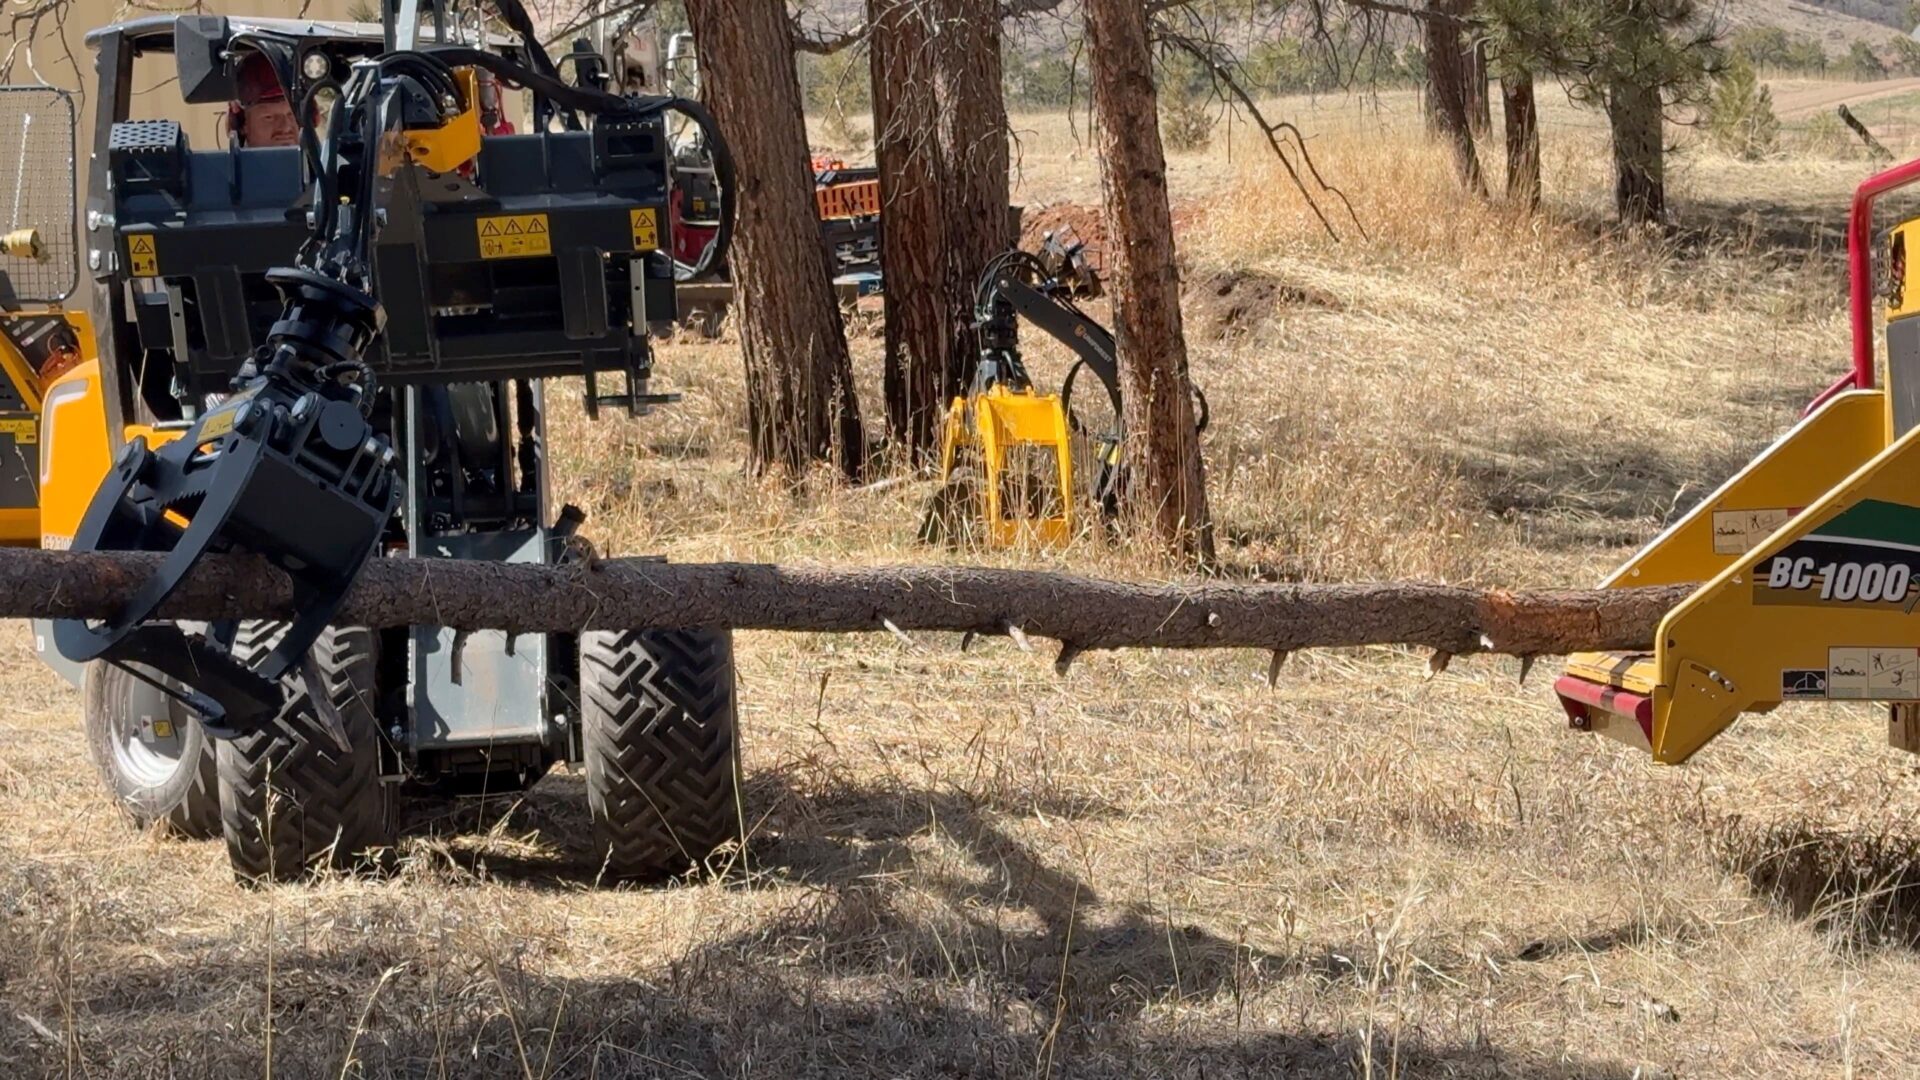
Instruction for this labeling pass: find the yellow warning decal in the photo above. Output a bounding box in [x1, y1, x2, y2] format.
[630, 207, 659, 252]
[0, 417, 35, 443]
[126, 233, 159, 277]
[198, 408, 237, 441]
[476, 213, 552, 259]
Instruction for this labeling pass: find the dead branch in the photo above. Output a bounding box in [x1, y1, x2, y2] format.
[0, 548, 1690, 661]
[1151, 20, 1366, 242]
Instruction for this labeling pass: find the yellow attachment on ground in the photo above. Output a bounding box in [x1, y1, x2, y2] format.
[403, 68, 483, 174]
[936, 386, 1075, 547]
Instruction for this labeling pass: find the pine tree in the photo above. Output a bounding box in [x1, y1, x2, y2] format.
[1477, 0, 1719, 224]
[1705, 56, 1779, 161]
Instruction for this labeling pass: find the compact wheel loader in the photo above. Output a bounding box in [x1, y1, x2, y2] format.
[13, 4, 744, 882]
[1556, 158, 1920, 765]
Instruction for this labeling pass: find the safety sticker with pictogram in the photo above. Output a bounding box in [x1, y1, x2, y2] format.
[630, 207, 659, 252]
[476, 214, 552, 259]
[126, 234, 159, 277]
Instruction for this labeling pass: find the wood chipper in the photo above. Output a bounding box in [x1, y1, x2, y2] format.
[19, 3, 745, 883]
[1557, 157, 1920, 764]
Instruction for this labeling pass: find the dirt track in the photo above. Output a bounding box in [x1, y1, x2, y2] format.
[1773, 77, 1920, 119]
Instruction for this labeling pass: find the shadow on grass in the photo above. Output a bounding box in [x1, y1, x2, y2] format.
[33, 769, 1649, 1078]
[36, 947, 1648, 1078]
[1716, 812, 1920, 950]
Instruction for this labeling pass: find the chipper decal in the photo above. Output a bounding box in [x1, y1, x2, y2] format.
[1756, 499, 1920, 608]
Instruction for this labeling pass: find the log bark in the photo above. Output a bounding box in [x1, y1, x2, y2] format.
[1085, 0, 1216, 564]
[867, 0, 1013, 462]
[933, 0, 1013, 397]
[869, 0, 951, 458]
[1606, 80, 1665, 225]
[684, 0, 866, 478]
[0, 548, 1692, 659]
[1465, 38, 1492, 136]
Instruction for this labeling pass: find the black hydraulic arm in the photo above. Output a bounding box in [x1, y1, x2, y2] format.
[51, 53, 439, 736]
[973, 252, 1123, 422]
[55, 5, 739, 740]
[978, 275, 1123, 414]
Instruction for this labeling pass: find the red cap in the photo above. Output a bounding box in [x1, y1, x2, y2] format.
[235, 52, 284, 106]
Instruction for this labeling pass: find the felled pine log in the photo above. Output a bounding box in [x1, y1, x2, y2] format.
[0, 548, 1689, 673]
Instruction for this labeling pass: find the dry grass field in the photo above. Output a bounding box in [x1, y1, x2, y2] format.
[12, 82, 1920, 1078]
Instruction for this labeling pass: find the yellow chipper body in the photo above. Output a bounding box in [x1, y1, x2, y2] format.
[1557, 205, 1920, 763]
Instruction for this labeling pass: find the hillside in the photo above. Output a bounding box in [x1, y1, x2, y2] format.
[1723, 0, 1912, 52]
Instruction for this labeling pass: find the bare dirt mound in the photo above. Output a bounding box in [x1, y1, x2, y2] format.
[1020, 202, 1110, 256]
[1191, 267, 1344, 339]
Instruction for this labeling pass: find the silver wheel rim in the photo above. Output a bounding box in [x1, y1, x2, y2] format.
[108, 674, 192, 789]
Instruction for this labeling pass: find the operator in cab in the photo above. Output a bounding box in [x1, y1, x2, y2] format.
[229, 52, 298, 148]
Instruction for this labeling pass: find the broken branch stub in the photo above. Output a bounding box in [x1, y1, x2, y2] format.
[0, 548, 1691, 660]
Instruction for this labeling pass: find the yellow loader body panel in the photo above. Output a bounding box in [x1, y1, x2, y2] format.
[35, 355, 185, 551]
[1, 308, 95, 546]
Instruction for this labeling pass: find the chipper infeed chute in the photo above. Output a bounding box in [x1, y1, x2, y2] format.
[1557, 159, 1920, 763]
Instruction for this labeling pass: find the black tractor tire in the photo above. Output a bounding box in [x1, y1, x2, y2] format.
[579, 628, 741, 880]
[216, 624, 395, 883]
[81, 661, 221, 839]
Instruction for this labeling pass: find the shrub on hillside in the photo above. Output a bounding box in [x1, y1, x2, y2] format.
[1793, 111, 1866, 159]
[1155, 49, 1215, 152]
[1704, 57, 1780, 161]
[1160, 93, 1215, 152]
[1846, 40, 1889, 80]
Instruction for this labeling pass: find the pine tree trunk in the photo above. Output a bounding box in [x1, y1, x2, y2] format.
[1422, 0, 1488, 198]
[866, 0, 1013, 463]
[1084, 0, 1215, 564]
[1503, 70, 1541, 211]
[685, 0, 865, 477]
[933, 0, 1012, 400]
[1606, 81, 1666, 225]
[868, 0, 948, 457]
[1465, 39, 1492, 136]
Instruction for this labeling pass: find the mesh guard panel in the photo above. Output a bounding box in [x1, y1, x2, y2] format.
[0, 86, 78, 304]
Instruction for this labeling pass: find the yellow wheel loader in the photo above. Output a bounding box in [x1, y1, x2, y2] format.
[1556, 159, 1920, 764]
[20, 4, 746, 883]
[0, 87, 89, 549]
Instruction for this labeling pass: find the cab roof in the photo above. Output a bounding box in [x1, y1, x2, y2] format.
[86, 14, 519, 51]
